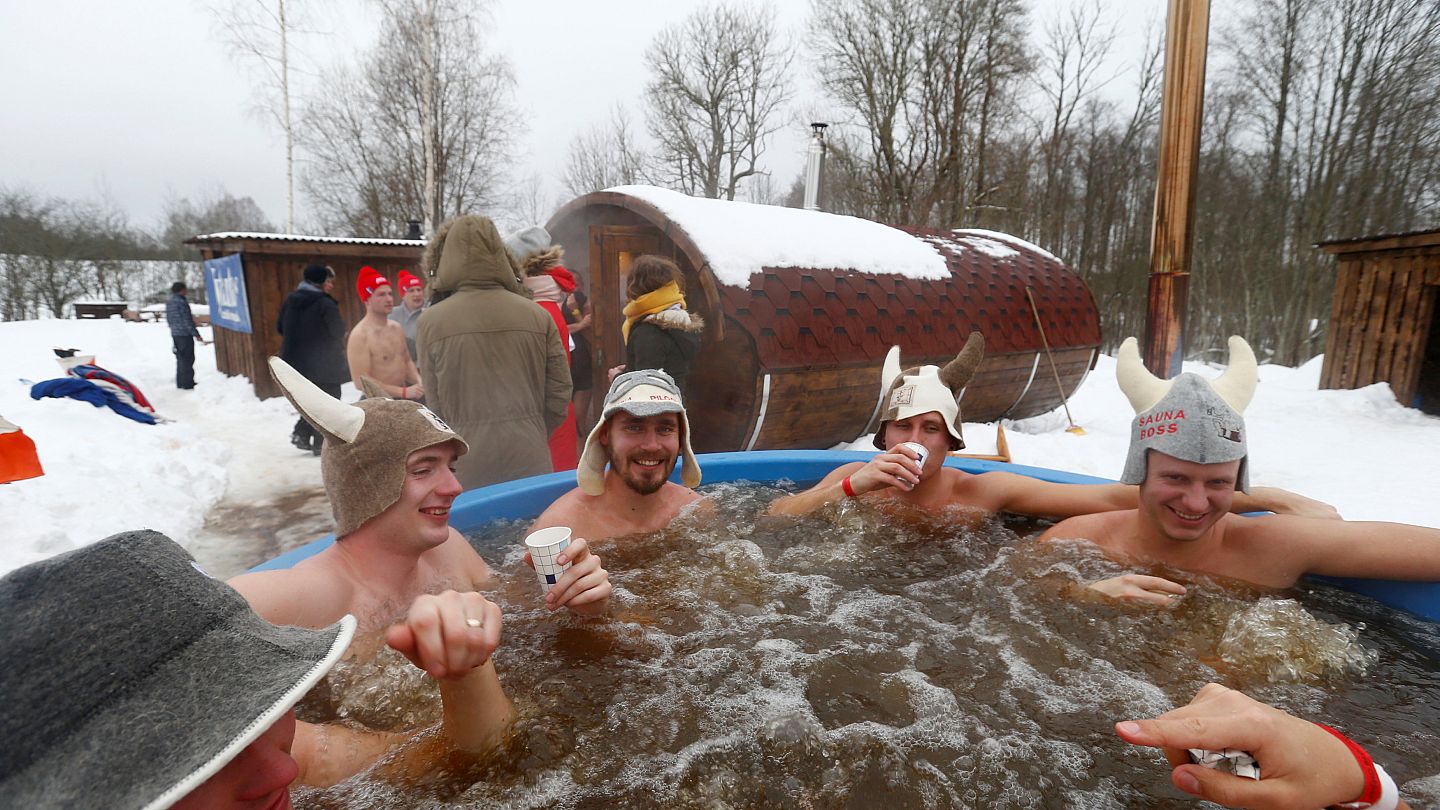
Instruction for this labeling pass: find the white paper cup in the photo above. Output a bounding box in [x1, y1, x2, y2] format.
[525, 526, 572, 589]
[899, 441, 929, 473]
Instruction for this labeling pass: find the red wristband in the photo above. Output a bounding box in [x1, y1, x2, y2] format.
[841, 475, 857, 498]
[1314, 723, 1381, 808]
[401, 386, 407, 399]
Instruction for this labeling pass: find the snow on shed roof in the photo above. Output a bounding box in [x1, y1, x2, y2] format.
[605, 185, 950, 288]
[949, 228, 1063, 265]
[188, 231, 424, 247]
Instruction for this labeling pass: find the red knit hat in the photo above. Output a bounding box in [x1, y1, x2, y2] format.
[356, 266, 390, 302]
[397, 269, 423, 293]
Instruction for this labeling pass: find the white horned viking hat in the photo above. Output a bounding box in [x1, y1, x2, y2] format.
[268, 357, 468, 537]
[1115, 335, 1258, 493]
[872, 331, 985, 451]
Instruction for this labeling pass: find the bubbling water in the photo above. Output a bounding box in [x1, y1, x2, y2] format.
[296, 484, 1440, 808]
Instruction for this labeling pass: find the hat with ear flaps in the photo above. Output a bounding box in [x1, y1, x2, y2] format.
[576, 369, 701, 496]
[268, 357, 469, 538]
[872, 331, 985, 451]
[1116, 335, 1258, 493]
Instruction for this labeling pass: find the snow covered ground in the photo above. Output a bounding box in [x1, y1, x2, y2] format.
[2, 318, 1439, 578]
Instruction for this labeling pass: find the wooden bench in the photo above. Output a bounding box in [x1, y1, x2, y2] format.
[72, 302, 129, 319]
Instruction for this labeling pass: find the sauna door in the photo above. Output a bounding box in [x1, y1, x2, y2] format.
[588, 225, 664, 424]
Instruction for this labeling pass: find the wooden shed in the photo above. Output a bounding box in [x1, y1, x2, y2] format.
[548, 186, 1101, 452]
[1317, 228, 1440, 414]
[184, 232, 423, 399]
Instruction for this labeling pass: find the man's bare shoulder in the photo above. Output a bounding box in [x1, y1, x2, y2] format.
[533, 487, 590, 528]
[1040, 509, 1131, 543]
[227, 552, 357, 628]
[662, 481, 702, 505]
[424, 527, 493, 586]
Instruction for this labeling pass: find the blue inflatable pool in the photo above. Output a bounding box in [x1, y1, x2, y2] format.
[252, 451, 1440, 622]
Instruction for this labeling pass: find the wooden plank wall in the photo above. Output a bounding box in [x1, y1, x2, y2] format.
[1320, 248, 1440, 405]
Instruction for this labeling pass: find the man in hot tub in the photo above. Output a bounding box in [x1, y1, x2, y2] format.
[531, 368, 703, 543]
[228, 359, 612, 724]
[768, 331, 1333, 522]
[1040, 336, 1440, 606]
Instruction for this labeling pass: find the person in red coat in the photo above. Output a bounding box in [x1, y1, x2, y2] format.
[507, 226, 580, 472]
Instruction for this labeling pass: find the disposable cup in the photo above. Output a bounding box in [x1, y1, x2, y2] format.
[525, 526, 572, 589]
[899, 441, 929, 473]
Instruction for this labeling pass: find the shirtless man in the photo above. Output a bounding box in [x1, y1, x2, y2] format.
[229, 359, 612, 758]
[769, 332, 1331, 521]
[1040, 336, 1440, 606]
[530, 369, 702, 543]
[347, 266, 424, 400]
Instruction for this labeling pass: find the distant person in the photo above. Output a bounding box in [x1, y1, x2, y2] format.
[0, 530, 517, 805]
[388, 269, 426, 363]
[565, 283, 596, 443]
[606, 255, 703, 393]
[414, 215, 571, 490]
[507, 225, 580, 472]
[347, 266, 423, 401]
[277, 264, 348, 454]
[532, 369, 702, 543]
[1041, 336, 1440, 604]
[769, 334, 1333, 523]
[165, 281, 208, 390]
[1116, 683, 1410, 809]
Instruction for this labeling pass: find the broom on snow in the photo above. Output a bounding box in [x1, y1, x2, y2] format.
[1025, 287, 1086, 436]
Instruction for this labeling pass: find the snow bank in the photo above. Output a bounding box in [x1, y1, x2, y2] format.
[605, 185, 950, 287]
[0, 319, 332, 574]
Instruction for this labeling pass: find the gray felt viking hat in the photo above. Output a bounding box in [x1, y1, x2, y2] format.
[269, 357, 469, 537]
[1116, 335, 1258, 493]
[872, 331, 985, 451]
[0, 530, 355, 810]
[576, 369, 701, 496]
[503, 225, 552, 263]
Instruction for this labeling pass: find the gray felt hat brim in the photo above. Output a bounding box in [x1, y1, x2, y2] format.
[0, 530, 355, 810]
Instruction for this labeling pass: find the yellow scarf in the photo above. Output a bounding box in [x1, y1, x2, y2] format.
[622, 282, 686, 343]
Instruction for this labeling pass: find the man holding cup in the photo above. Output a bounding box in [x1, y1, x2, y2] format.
[530, 369, 703, 543]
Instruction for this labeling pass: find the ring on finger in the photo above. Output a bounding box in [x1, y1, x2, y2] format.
[465, 617, 483, 628]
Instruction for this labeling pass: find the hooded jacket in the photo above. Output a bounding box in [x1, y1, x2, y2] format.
[276, 283, 348, 387]
[626, 308, 704, 393]
[415, 216, 572, 489]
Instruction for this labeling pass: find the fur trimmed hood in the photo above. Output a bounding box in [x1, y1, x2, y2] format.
[641, 308, 705, 333]
[521, 246, 564, 276]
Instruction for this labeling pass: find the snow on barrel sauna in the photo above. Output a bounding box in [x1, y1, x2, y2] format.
[547, 185, 1101, 452]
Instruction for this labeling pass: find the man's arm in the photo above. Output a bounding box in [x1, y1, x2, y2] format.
[227, 566, 353, 629]
[1260, 515, 1440, 581]
[294, 590, 515, 787]
[767, 462, 870, 517]
[991, 475, 1341, 521]
[542, 320, 572, 432]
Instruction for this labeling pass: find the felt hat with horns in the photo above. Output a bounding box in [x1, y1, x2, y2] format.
[1115, 335, 1258, 492]
[872, 331, 985, 451]
[268, 357, 468, 537]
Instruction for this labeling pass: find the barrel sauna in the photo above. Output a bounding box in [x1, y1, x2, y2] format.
[547, 186, 1101, 453]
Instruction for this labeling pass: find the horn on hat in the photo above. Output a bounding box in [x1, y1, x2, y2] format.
[1211, 335, 1259, 413]
[938, 331, 985, 395]
[1116, 336, 1173, 413]
[268, 357, 365, 443]
[879, 345, 902, 392]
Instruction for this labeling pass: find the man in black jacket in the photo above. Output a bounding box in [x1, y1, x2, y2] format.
[276, 264, 348, 453]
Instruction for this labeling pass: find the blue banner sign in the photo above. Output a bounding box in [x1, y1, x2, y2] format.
[203, 253, 252, 334]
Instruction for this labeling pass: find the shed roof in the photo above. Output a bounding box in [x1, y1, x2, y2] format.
[186, 231, 424, 248]
[1315, 228, 1440, 255]
[603, 185, 949, 287]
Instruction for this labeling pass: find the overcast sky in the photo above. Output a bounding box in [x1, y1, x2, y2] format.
[1, 0, 1163, 235]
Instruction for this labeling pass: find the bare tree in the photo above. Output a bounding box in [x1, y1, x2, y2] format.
[644, 2, 793, 200]
[562, 105, 648, 197]
[300, 0, 519, 236]
[213, 0, 323, 232]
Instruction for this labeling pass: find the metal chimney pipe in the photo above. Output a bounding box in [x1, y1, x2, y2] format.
[803, 122, 829, 211]
[405, 219, 423, 240]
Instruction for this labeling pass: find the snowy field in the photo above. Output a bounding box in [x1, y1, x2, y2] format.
[2, 318, 1439, 578]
